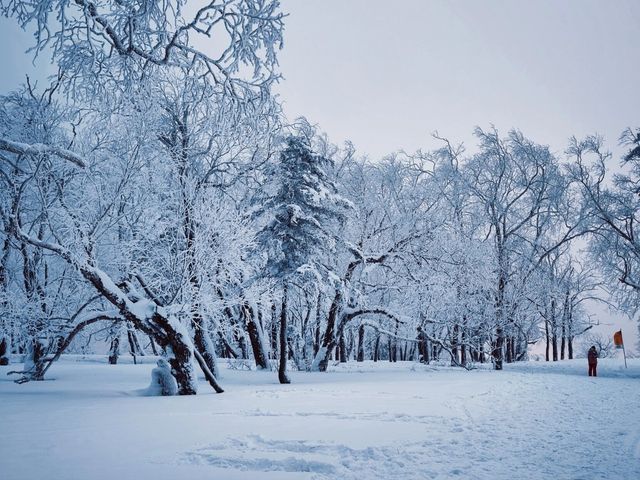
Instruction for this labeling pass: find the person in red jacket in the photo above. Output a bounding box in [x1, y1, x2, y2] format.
[587, 345, 598, 377]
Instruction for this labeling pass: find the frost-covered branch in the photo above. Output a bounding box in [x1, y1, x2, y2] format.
[0, 138, 86, 168]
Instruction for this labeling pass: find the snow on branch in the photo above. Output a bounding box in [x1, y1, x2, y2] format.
[2, 0, 285, 94]
[342, 307, 405, 325]
[0, 138, 86, 168]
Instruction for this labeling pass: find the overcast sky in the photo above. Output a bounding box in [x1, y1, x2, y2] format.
[1, 1, 637, 158]
[0, 1, 638, 351]
[276, 0, 639, 160]
[273, 1, 639, 351]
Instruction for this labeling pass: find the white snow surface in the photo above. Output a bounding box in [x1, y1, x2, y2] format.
[1, 357, 639, 480]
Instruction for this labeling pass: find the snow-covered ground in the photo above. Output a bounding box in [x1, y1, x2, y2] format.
[1, 357, 639, 480]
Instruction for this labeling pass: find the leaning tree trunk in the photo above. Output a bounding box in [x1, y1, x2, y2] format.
[311, 259, 361, 371]
[127, 324, 144, 364]
[193, 313, 220, 378]
[12, 211, 210, 394]
[92, 273, 202, 395]
[150, 313, 199, 395]
[24, 338, 48, 381]
[148, 336, 159, 355]
[232, 314, 249, 360]
[312, 287, 342, 371]
[245, 304, 270, 370]
[278, 284, 290, 384]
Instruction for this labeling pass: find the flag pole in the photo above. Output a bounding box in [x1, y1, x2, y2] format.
[621, 329, 628, 369]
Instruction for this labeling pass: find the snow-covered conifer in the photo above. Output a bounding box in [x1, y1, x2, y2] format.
[253, 123, 350, 382]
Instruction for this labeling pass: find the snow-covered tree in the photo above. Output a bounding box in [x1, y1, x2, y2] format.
[0, 0, 285, 394]
[252, 123, 350, 382]
[568, 129, 640, 348]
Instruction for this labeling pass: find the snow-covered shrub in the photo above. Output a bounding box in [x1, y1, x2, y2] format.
[226, 358, 253, 371]
[147, 358, 178, 396]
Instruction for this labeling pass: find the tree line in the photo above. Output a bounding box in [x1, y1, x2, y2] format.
[0, 0, 637, 394]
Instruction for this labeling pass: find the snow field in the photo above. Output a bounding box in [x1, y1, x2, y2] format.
[1, 357, 639, 480]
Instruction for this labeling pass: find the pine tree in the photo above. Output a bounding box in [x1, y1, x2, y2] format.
[253, 131, 350, 383]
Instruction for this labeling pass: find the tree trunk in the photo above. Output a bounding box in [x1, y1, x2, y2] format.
[460, 329, 467, 366]
[193, 314, 220, 378]
[193, 350, 224, 393]
[0, 337, 8, 364]
[155, 317, 198, 395]
[313, 292, 322, 356]
[234, 329, 249, 360]
[313, 286, 342, 371]
[451, 324, 459, 366]
[493, 327, 504, 370]
[127, 326, 143, 364]
[339, 331, 347, 363]
[278, 284, 290, 384]
[551, 298, 558, 361]
[504, 336, 510, 363]
[568, 336, 574, 360]
[373, 334, 380, 362]
[493, 244, 507, 371]
[347, 329, 355, 361]
[108, 336, 120, 365]
[26, 338, 48, 381]
[561, 289, 569, 361]
[217, 331, 240, 359]
[545, 318, 550, 362]
[270, 302, 278, 360]
[357, 324, 365, 362]
[246, 304, 270, 370]
[312, 260, 360, 371]
[148, 336, 159, 356]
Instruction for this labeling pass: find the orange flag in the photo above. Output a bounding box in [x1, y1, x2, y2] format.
[613, 330, 624, 348]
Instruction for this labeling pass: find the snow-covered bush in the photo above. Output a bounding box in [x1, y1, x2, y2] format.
[147, 359, 178, 396]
